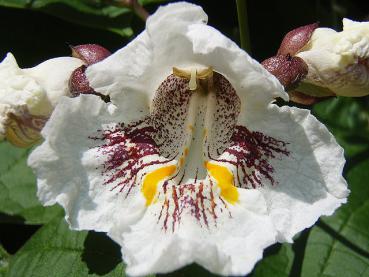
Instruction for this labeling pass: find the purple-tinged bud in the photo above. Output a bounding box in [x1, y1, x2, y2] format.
[278, 23, 319, 56]
[69, 65, 110, 102]
[71, 44, 111, 65]
[262, 54, 308, 91]
[69, 65, 94, 97]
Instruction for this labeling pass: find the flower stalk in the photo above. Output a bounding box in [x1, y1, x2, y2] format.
[108, 0, 149, 21]
[236, 0, 251, 53]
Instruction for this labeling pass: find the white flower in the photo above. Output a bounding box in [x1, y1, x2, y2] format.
[296, 19, 369, 97]
[28, 2, 349, 276]
[0, 53, 83, 146]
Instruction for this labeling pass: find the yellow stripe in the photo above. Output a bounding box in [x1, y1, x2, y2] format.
[142, 165, 176, 206]
[206, 162, 239, 204]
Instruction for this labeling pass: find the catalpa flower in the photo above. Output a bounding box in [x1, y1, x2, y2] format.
[0, 53, 83, 147]
[29, 2, 349, 276]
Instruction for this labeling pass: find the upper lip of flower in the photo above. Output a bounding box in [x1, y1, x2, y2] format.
[28, 2, 349, 276]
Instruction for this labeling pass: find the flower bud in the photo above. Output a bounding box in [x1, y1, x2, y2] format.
[69, 65, 94, 97]
[69, 44, 111, 101]
[261, 54, 308, 91]
[69, 65, 110, 102]
[0, 53, 83, 147]
[278, 23, 319, 55]
[295, 19, 369, 97]
[71, 44, 111, 65]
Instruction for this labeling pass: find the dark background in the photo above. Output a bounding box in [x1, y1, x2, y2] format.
[1, 0, 369, 67]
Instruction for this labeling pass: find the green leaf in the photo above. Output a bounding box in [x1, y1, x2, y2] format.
[313, 97, 369, 157]
[251, 244, 295, 277]
[301, 159, 369, 277]
[160, 263, 213, 277]
[7, 214, 125, 277]
[0, 244, 10, 277]
[0, 141, 61, 224]
[0, 0, 166, 37]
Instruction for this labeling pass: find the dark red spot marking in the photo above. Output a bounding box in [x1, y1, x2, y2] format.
[212, 126, 290, 189]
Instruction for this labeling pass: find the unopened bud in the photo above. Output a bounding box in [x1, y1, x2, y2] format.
[69, 65, 94, 97]
[278, 23, 318, 56]
[71, 44, 111, 65]
[262, 54, 308, 91]
[69, 65, 110, 102]
[0, 53, 82, 147]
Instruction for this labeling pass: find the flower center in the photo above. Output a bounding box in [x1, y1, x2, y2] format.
[93, 66, 290, 230]
[144, 66, 241, 205]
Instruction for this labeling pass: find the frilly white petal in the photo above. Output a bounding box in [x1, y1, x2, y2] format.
[0, 53, 46, 139]
[113, 189, 276, 276]
[87, 2, 287, 109]
[241, 104, 348, 242]
[24, 56, 84, 109]
[0, 53, 83, 140]
[28, 95, 146, 232]
[0, 53, 46, 115]
[86, 2, 208, 101]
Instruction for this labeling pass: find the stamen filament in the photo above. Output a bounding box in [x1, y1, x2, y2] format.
[189, 68, 197, 90]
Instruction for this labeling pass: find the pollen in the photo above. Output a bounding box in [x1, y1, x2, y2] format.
[142, 165, 177, 206]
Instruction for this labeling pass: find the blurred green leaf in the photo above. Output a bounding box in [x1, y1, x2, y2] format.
[0, 0, 166, 37]
[313, 97, 369, 157]
[301, 158, 369, 276]
[6, 214, 125, 277]
[0, 141, 61, 224]
[0, 244, 10, 277]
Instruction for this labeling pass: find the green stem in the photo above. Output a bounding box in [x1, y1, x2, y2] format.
[107, 0, 149, 21]
[236, 0, 251, 53]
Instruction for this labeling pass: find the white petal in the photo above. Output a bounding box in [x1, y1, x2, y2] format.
[87, 2, 287, 109]
[0, 53, 47, 115]
[28, 95, 147, 231]
[112, 185, 277, 276]
[86, 3, 208, 101]
[0, 53, 83, 142]
[240, 104, 348, 242]
[24, 56, 83, 109]
[0, 53, 47, 140]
